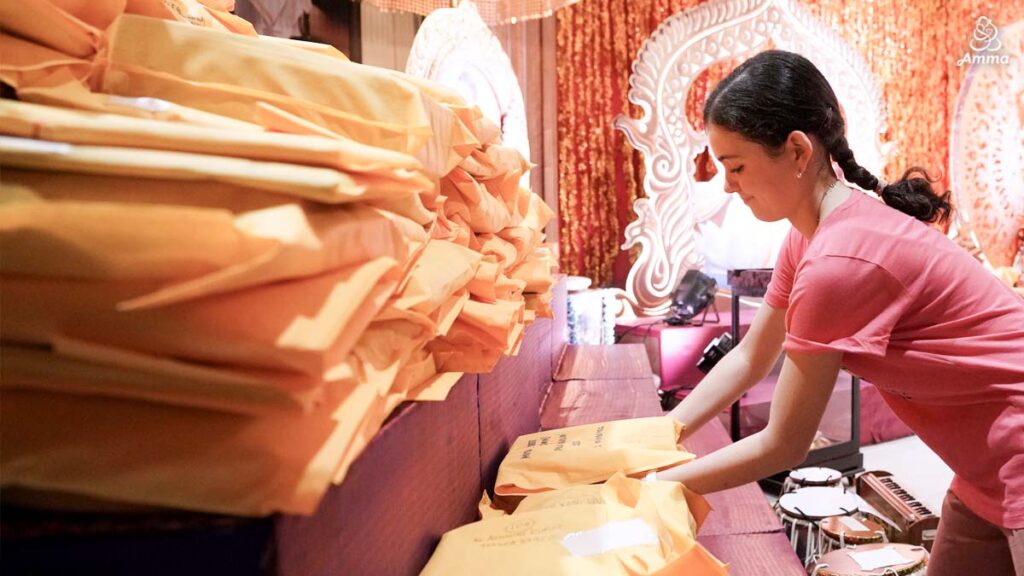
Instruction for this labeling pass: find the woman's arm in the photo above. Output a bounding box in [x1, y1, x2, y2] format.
[659, 348, 842, 494]
[667, 302, 787, 439]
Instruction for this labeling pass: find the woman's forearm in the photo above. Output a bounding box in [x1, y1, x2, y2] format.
[666, 344, 776, 437]
[656, 430, 797, 493]
[661, 350, 843, 495]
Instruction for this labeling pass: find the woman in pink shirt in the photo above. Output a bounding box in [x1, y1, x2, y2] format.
[661, 50, 1024, 574]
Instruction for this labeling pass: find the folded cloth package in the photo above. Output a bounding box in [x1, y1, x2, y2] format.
[0, 136, 431, 205]
[421, 473, 727, 576]
[0, 99, 428, 177]
[96, 15, 434, 155]
[2, 258, 401, 378]
[1, 341, 326, 414]
[495, 417, 696, 498]
[0, 380, 379, 516]
[0, 31, 93, 91]
[0, 0, 104, 58]
[0, 190, 418, 307]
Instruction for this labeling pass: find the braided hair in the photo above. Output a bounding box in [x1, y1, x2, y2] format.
[703, 50, 951, 224]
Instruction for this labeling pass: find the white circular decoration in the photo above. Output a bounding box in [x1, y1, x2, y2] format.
[406, 1, 531, 187]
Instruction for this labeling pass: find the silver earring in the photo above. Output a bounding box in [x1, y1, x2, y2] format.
[797, 172, 803, 178]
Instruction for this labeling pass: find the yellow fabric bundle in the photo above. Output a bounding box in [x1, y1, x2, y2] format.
[2, 258, 400, 378]
[1, 381, 367, 516]
[474, 233, 521, 268]
[442, 167, 513, 234]
[2, 341, 324, 415]
[0, 100, 426, 177]
[427, 323, 510, 374]
[96, 15, 433, 155]
[421, 473, 727, 576]
[1, 192, 414, 307]
[0, 136, 429, 205]
[495, 418, 696, 497]
[457, 299, 526, 351]
[511, 246, 558, 294]
[467, 259, 527, 304]
[0, 0, 102, 58]
[0, 32, 93, 91]
[1, 196, 274, 281]
[393, 240, 483, 315]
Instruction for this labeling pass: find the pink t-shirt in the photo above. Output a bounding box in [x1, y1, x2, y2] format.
[765, 190, 1024, 528]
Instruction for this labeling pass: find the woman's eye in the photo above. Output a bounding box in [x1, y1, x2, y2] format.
[730, 166, 744, 174]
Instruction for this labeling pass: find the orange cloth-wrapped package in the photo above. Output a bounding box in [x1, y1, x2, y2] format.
[0, 33, 92, 92]
[392, 240, 482, 315]
[1, 185, 416, 306]
[0, 100, 427, 177]
[2, 258, 400, 378]
[0, 0, 102, 58]
[420, 473, 727, 576]
[495, 417, 696, 497]
[2, 340, 324, 415]
[0, 380, 375, 516]
[442, 167, 512, 234]
[0, 136, 430, 205]
[96, 15, 432, 155]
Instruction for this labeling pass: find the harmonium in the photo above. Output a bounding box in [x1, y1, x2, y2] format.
[856, 470, 940, 551]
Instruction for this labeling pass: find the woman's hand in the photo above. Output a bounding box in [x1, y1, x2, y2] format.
[661, 349, 843, 494]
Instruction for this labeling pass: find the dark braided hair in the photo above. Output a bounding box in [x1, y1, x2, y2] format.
[703, 50, 951, 224]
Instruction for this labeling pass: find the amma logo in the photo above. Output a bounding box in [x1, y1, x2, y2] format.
[958, 17, 1010, 67]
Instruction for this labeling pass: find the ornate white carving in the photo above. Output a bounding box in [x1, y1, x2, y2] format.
[405, 1, 531, 186]
[615, 0, 892, 314]
[950, 20, 1024, 269]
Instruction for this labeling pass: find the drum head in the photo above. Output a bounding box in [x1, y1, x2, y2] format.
[821, 515, 885, 544]
[815, 543, 928, 576]
[789, 467, 842, 486]
[778, 487, 858, 520]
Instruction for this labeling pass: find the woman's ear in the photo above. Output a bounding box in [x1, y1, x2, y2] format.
[786, 130, 814, 175]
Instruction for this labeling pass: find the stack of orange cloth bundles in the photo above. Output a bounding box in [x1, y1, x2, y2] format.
[420, 472, 728, 575]
[1, 3, 556, 517]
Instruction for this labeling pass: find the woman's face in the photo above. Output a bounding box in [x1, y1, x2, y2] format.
[707, 124, 804, 223]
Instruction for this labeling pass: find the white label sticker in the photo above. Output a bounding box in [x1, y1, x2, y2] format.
[839, 516, 871, 532]
[0, 135, 71, 155]
[107, 95, 174, 113]
[849, 546, 909, 571]
[561, 518, 659, 557]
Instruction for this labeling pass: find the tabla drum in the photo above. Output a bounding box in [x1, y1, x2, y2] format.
[776, 487, 859, 567]
[820, 515, 886, 553]
[783, 467, 843, 493]
[811, 543, 928, 576]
